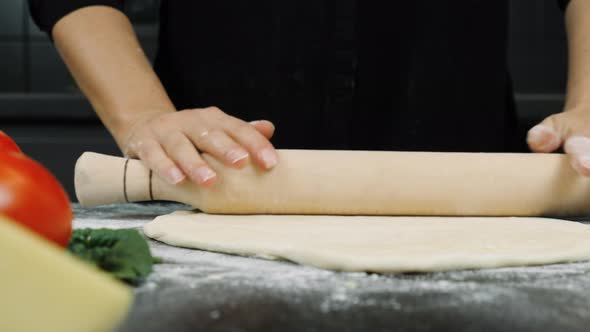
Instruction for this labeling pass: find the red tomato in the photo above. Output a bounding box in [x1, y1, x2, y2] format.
[0, 153, 72, 247]
[0, 130, 22, 154]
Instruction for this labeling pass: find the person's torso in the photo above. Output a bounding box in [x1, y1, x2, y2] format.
[154, 1, 517, 152]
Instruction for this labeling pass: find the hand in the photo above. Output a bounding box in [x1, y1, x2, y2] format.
[118, 107, 278, 186]
[527, 109, 590, 175]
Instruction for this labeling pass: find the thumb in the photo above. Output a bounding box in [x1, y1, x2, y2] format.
[527, 114, 566, 153]
[528, 111, 590, 176]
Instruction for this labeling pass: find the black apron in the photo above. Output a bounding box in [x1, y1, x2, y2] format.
[154, 1, 518, 152]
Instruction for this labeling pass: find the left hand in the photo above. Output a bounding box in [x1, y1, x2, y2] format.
[527, 109, 590, 175]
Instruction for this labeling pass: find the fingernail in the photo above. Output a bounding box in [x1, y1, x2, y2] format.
[580, 156, 590, 170]
[527, 125, 545, 140]
[259, 149, 278, 168]
[167, 167, 185, 184]
[567, 136, 590, 148]
[527, 125, 551, 144]
[193, 166, 216, 183]
[565, 136, 590, 155]
[249, 120, 261, 126]
[226, 149, 249, 164]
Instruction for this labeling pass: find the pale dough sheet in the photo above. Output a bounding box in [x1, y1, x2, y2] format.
[143, 212, 590, 272]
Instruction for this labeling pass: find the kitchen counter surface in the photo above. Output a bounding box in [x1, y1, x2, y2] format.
[74, 203, 590, 332]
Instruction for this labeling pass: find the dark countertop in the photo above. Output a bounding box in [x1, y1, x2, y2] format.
[74, 203, 590, 332]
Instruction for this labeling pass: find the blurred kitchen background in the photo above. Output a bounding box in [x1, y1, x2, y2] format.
[0, 0, 568, 199]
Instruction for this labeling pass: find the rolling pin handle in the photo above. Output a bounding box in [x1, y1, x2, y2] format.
[74, 152, 154, 207]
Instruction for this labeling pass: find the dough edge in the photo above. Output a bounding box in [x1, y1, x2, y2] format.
[143, 212, 590, 273]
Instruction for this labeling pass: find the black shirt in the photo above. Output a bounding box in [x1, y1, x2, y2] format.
[29, 0, 571, 152]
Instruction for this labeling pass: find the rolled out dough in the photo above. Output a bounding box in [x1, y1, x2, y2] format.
[143, 212, 590, 272]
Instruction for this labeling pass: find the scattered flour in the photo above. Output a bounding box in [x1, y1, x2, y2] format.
[75, 203, 590, 316]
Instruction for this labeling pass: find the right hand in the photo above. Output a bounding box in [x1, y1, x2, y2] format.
[118, 107, 278, 186]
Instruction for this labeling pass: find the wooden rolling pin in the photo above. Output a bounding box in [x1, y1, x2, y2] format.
[75, 149, 590, 216]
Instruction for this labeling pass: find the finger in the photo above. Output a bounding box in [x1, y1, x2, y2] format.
[162, 133, 217, 186]
[249, 120, 275, 139]
[189, 129, 250, 168]
[135, 139, 186, 185]
[227, 120, 278, 169]
[564, 136, 590, 176]
[527, 115, 563, 153]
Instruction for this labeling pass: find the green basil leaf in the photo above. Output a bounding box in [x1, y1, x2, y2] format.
[68, 228, 157, 285]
